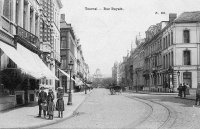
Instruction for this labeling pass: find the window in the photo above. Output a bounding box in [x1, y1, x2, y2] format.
[42, 78, 45, 85]
[163, 56, 165, 68]
[183, 50, 191, 65]
[168, 53, 170, 68]
[159, 39, 162, 49]
[163, 37, 165, 49]
[61, 37, 67, 48]
[183, 30, 190, 43]
[183, 72, 192, 88]
[171, 31, 173, 44]
[15, 1, 19, 25]
[61, 57, 67, 69]
[3, 0, 12, 20]
[166, 55, 168, 68]
[46, 79, 48, 85]
[70, 39, 75, 54]
[2, 0, 14, 33]
[49, 79, 52, 85]
[171, 52, 173, 65]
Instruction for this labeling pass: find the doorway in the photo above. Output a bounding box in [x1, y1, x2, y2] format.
[183, 72, 192, 88]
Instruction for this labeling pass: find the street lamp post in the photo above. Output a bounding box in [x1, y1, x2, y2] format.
[85, 78, 87, 94]
[67, 61, 73, 105]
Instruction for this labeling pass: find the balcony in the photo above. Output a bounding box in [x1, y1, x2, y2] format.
[16, 26, 39, 48]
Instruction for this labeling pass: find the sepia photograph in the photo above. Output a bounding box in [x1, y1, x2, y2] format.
[1, 0, 200, 128]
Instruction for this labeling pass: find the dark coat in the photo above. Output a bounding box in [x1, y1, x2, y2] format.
[56, 98, 65, 111]
[47, 93, 55, 116]
[38, 91, 47, 105]
[182, 84, 187, 91]
[177, 85, 182, 97]
[177, 85, 182, 91]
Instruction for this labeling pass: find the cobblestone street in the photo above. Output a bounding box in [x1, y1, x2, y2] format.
[42, 88, 147, 129]
[42, 89, 200, 129]
[40, 89, 200, 129]
[124, 92, 200, 129]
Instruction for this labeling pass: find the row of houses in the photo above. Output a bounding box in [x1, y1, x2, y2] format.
[0, 0, 90, 111]
[112, 11, 200, 93]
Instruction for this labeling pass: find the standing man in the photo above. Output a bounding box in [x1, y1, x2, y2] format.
[182, 83, 187, 98]
[37, 86, 47, 118]
[195, 87, 200, 105]
[177, 84, 183, 98]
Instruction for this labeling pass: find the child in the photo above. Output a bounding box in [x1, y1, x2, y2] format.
[56, 97, 64, 118]
[56, 87, 64, 118]
[47, 89, 55, 120]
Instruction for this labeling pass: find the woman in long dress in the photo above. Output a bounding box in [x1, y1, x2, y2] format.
[47, 89, 55, 120]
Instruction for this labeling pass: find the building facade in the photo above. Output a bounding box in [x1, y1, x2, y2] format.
[0, 0, 61, 111]
[120, 11, 200, 92]
[112, 61, 119, 85]
[39, 0, 62, 91]
[60, 14, 90, 93]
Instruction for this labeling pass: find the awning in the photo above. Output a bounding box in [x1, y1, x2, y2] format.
[75, 77, 83, 86]
[58, 68, 75, 81]
[0, 42, 41, 78]
[17, 43, 59, 80]
[86, 84, 91, 87]
[33, 53, 59, 80]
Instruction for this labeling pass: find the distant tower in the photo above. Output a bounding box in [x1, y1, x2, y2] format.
[94, 68, 102, 78]
[135, 32, 144, 46]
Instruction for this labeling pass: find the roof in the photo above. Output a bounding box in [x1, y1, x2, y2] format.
[60, 21, 76, 40]
[56, 0, 63, 9]
[175, 11, 200, 23]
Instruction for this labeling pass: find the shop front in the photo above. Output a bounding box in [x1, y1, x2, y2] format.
[0, 41, 58, 110]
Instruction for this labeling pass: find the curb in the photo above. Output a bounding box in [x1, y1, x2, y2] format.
[126, 91, 196, 101]
[16, 91, 93, 129]
[174, 96, 195, 101]
[125, 91, 178, 95]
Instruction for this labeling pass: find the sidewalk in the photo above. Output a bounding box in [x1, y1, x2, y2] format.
[0, 90, 92, 129]
[126, 90, 178, 95]
[125, 90, 196, 100]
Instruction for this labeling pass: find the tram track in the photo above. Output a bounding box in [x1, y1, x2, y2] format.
[124, 94, 178, 129]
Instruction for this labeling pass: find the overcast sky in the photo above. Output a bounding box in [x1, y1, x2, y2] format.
[60, 0, 200, 77]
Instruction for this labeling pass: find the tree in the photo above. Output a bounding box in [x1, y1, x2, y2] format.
[101, 77, 113, 88]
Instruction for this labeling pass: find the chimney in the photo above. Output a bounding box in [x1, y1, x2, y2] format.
[169, 13, 177, 22]
[61, 14, 65, 21]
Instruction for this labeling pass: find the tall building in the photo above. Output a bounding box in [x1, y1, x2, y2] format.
[39, 0, 62, 91]
[0, 0, 59, 111]
[112, 62, 119, 85]
[60, 14, 90, 93]
[60, 14, 78, 93]
[121, 11, 200, 93]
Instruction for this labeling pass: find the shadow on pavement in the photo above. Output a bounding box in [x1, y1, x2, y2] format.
[0, 103, 38, 113]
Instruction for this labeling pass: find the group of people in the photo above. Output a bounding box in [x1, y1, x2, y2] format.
[37, 86, 64, 120]
[177, 83, 190, 98]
